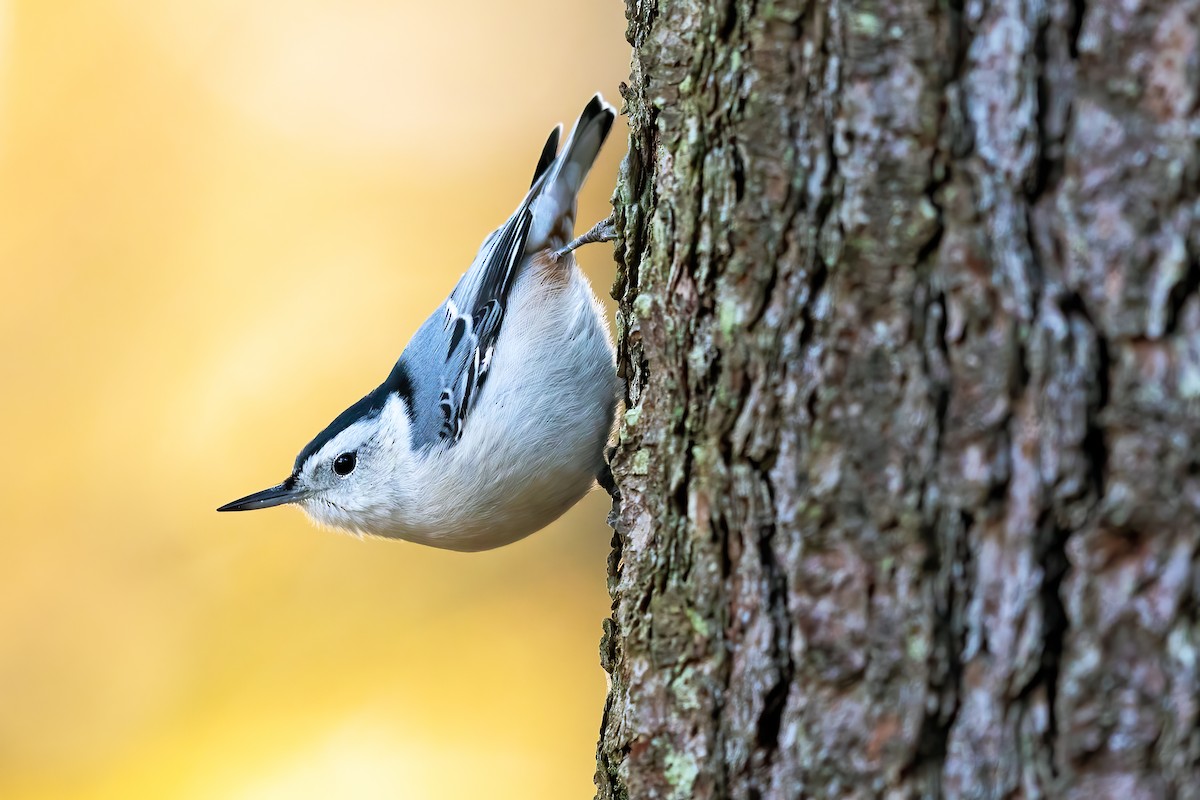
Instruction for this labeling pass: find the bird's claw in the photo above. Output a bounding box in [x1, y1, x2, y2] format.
[555, 214, 617, 258]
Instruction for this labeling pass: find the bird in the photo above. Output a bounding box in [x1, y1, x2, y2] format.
[217, 95, 621, 552]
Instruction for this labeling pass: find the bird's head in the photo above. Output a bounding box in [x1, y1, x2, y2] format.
[218, 390, 414, 534]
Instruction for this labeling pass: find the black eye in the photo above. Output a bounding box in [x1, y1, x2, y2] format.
[332, 452, 357, 476]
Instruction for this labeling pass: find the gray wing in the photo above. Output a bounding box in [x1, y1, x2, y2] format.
[389, 97, 614, 451]
[399, 207, 534, 450]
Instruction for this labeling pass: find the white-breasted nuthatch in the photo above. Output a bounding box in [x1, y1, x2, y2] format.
[218, 95, 620, 552]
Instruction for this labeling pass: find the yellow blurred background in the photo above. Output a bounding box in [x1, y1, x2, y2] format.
[0, 2, 629, 797]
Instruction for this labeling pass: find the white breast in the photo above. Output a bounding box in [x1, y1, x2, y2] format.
[388, 254, 618, 551]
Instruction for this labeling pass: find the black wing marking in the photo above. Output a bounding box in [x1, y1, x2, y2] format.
[436, 207, 534, 442]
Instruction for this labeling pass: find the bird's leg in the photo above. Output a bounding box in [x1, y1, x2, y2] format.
[596, 444, 621, 501]
[555, 213, 617, 258]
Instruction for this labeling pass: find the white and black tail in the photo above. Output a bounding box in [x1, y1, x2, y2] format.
[526, 94, 616, 252]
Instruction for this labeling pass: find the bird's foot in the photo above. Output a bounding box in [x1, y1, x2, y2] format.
[555, 214, 617, 258]
[596, 444, 621, 502]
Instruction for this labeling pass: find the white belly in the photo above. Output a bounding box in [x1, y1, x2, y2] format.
[395, 257, 618, 551]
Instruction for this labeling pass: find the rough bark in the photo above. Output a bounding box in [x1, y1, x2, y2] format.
[596, 0, 1200, 796]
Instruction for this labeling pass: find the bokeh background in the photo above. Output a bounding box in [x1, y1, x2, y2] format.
[0, 2, 629, 797]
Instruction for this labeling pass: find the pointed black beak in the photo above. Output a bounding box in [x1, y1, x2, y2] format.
[217, 477, 306, 512]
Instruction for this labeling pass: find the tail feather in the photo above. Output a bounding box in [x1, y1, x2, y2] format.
[528, 94, 616, 251]
[530, 125, 562, 188]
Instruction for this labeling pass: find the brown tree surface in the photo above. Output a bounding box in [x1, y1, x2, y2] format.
[595, 0, 1200, 796]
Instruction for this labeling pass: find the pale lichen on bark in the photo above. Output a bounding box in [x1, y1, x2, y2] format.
[597, 0, 1200, 796]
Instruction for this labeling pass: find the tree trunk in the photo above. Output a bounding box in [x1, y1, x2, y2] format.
[595, 0, 1200, 795]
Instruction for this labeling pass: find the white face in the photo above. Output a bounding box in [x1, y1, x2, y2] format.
[293, 394, 413, 535]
